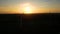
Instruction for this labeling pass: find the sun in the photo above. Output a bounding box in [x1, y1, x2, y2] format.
[23, 6, 32, 14]
[23, 3, 33, 14]
[19, 3, 35, 14]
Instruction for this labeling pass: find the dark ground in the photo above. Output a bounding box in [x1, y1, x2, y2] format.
[0, 13, 60, 33]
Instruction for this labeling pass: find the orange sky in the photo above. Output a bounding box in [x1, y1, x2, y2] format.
[0, 0, 60, 14]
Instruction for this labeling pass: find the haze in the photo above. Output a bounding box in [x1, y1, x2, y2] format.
[0, 0, 60, 14]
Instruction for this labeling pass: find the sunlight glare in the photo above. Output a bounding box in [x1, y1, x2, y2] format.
[19, 3, 35, 14]
[24, 6, 32, 14]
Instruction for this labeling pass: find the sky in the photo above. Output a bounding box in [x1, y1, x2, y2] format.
[0, 0, 60, 14]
